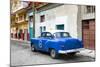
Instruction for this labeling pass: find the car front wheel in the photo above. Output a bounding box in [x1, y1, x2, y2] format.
[31, 44, 36, 52]
[50, 49, 58, 59]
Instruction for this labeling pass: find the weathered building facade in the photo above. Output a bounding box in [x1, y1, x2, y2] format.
[35, 4, 79, 38]
[11, 1, 95, 50]
[11, 0, 29, 41]
[34, 3, 95, 50]
[81, 6, 95, 50]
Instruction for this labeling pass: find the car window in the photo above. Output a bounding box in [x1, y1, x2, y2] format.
[53, 32, 70, 38]
[41, 33, 46, 37]
[46, 33, 52, 37]
[41, 32, 53, 38]
[62, 32, 69, 37]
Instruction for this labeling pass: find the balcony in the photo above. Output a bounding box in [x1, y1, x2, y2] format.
[11, 1, 28, 13]
[82, 13, 95, 20]
[34, 2, 48, 9]
[11, 21, 18, 27]
[81, 6, 95, 20]
[16, 16, 28, 24]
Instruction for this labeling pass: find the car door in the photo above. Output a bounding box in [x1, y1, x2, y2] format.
[38, 33, 46, 51]
[39, 38, 48, 51]
[38, 32, 52, 52]
[38, 38, 44, 50]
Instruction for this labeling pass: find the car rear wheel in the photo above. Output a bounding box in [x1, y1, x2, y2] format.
[50, 49, 58, 59]
[31, 44, 36, 52]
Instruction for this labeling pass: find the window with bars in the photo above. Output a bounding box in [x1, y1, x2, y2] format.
[19, 15, 23, 21]
[40, 26, 46, 34]
[86, 6, 95, 13]
[40, 15, 45, 22]
[29, 16, 33, 22]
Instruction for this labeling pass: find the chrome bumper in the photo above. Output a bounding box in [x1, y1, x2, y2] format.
[58, 48, 84, 54]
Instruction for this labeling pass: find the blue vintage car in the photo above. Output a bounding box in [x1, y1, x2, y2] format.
[30, 31, 83, 58]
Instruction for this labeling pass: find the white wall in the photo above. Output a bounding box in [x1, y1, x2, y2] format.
[35, 5, 78, 38]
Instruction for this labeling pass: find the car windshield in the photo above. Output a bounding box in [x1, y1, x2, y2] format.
[46, 33, 52, 37]
[41, 32, 53, 38]
[53, 32, 70, 38]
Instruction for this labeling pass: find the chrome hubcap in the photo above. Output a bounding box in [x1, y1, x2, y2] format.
[51, 50, 56, 58]
[31, 45, 35, 51]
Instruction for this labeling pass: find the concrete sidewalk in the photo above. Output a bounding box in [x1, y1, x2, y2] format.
[78, 48, 95, 59]
[10, 38, 30, 44]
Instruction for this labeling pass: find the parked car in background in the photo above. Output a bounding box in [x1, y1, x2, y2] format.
[30, 31, 83, 59]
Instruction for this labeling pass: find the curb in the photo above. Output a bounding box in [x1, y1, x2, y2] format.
[78, 48, 95, 59]
[11, 38, 30, 44]
[78, 53, 95, 59]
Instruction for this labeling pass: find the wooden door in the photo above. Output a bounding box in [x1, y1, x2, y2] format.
[82, 19, 95, 50]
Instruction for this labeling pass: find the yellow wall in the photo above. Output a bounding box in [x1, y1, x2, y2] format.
[17, 22, 28, 32]
[18, 23, 28, 30]
[11, 27, 16, 33]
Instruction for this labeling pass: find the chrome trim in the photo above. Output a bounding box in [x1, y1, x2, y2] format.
[58, 48, 84, 54]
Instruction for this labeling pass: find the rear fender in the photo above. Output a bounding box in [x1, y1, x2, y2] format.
[46, 41, 62, 53]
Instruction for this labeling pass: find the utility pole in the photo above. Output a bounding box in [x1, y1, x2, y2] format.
[32, 2, 35, 37]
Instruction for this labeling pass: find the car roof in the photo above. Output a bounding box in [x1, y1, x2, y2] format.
[42, 30, 68, 34]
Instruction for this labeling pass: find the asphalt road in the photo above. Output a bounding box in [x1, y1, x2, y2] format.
[10, 40, 95, 66]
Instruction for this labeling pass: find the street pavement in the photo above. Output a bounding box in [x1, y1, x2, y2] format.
[10, 40, 95, 67]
